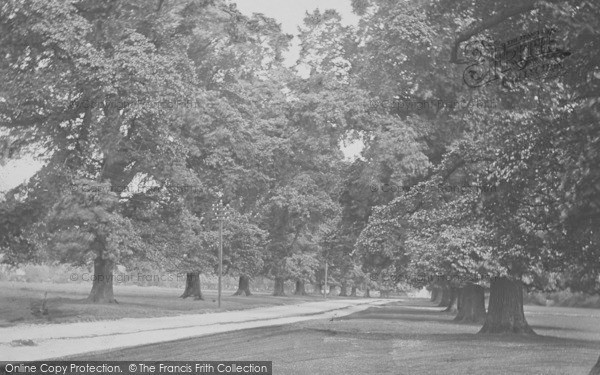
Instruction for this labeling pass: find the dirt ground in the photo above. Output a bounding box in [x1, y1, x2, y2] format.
[75, 298, 600, 375]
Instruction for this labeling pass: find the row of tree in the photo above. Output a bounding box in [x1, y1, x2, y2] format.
[340, 0, 600, 372]
[1, 0, 599, 372]
[0, 0, 384, 302]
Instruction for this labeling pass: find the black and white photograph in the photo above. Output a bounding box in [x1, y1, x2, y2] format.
[0, 0, 598, 374]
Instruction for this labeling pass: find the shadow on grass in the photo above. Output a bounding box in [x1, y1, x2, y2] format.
[337, 304, 600, 347]
[357, 305, 448, 315]
[338, 305, 461, 326]
[529, 324, 584, 332]
[301, 322, 600, 349]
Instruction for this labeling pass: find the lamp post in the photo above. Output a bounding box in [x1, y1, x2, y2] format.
[324, 260, 328, 299]
[212, 199, 229, 308]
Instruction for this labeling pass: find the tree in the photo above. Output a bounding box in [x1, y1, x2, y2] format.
[480, 276, 534, 334]
[346, 0, 562, 334]
[441, 0, 600, 340]
[286, 253, 320, 296]
[1, 0, 294, 303]
[341, 0, 479, 306]
[0, 167, 65, 266]
[1, 0, 201, 302]
[454, 283, 486, 324]
[45, 179, 143, 302]
[261, 173, 340, 296]
[224, 210, 268, 296]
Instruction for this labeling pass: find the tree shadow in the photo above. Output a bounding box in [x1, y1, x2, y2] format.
[338, 302, 600, 348]
[339, 304, 462, 325]
[529, 324, 583, 332]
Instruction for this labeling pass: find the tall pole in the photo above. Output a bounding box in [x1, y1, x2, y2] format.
[218, 218, 223, 308]
[324, 260, 328, 299]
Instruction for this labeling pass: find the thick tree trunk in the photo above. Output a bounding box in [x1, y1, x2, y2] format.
[339, 284, 348, 297]
[438, 282, 452, 307]
[454, 283, 486, 323]
[180, 272, 203, 300]
[294, 280, 307, 295]
[365, 288, 371, 298]
[443, 287, 459, 312]
[589, 353, 600, 375]
[350, 286, 357, 297]
[87, 257, 117, 303]
[430, 286, 440, 302]
[479, 277, 534, 334]
[233, 275, 252, 296]
[273, 277, 285, 296]
[328, 285, 336, 295]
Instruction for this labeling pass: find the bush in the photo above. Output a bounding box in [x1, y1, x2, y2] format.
[524, 289, 600, 308]
[523, 291, 548, 306]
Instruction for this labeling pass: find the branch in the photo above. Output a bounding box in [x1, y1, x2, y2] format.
[441, 157, 466, 181]
[450, 1, 537, 63]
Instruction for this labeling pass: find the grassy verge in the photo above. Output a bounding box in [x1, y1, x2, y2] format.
[0, 281, 357, 327]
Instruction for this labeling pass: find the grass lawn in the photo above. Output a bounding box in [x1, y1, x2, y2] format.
[0, 281, 347, 327]
[74, 298, 600, 375]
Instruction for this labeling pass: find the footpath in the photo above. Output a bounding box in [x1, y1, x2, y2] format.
[0, 298, 391, 360]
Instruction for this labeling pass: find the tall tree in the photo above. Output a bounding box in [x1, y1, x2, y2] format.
[0, 0, 291, 302]
[1, 0, 203, 301]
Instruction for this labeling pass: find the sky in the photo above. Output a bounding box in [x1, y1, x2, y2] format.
[233, 0, 359, 67]
[0, 1, 361, 194]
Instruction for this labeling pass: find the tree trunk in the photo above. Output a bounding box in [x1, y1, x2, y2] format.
[328, 285, 336, 296]
[454, 283, 486, 323]
[313, 282, 322, 295]
[430, 286, 440, 302]
[294, 280, 307, 295]
[443, 286, 459, 312]
[479, 277, 534, 334]
[273, 277, 285, 296]
[350, 286, 357, 297]
[180, 272, 203, 300]
[589, 353, 600, 375]
[438, 282, 451, 307]
[339, 284, 348, 297]
[433, 287, 443, 304]
[87, 257, 117, 303]
[233, 275, 252, 296]
[365, 288, 371, 298]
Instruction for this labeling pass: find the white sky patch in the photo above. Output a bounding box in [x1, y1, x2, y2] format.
[232, 0, 359, 68]
[340, 130, 365, 162]
[340, 138, 364, 162]
[0, 157, 45, 196]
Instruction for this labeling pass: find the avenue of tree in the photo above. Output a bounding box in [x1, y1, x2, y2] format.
[0, 0, 598, 372]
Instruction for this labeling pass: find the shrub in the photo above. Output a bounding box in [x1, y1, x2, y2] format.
[525, 289, 600, 308]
